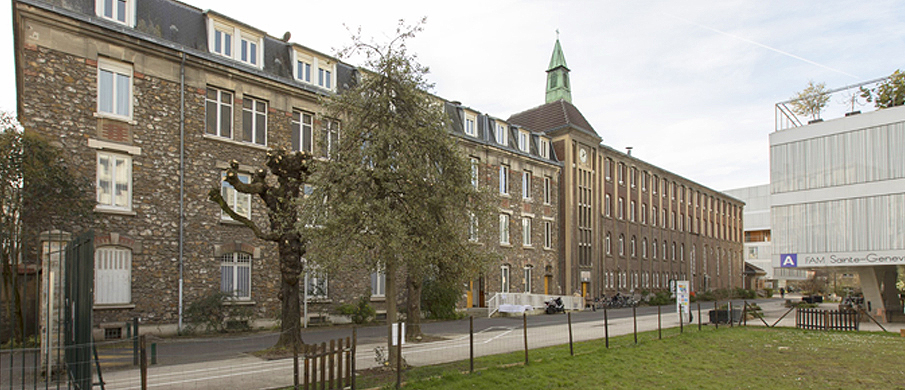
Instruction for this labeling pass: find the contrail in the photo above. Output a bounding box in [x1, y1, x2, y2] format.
[665, 13, 860, 79]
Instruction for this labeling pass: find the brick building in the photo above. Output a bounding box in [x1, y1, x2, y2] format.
[12, 0, 562, 338]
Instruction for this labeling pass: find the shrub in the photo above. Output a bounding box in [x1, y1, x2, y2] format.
[762, 288, 774, 298]
[646, 291, 672, 306]
[336, 296, 376, 324]
[421, 279, 462, 320]
[185, 290, 254, 333]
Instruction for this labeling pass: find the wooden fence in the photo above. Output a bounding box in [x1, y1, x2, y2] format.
[796, 308, 859, 331]
[299, 337, 355, 390]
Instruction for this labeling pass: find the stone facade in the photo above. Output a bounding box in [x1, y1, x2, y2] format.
[13, 0, 562, 337]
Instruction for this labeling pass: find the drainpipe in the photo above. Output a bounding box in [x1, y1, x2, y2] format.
[178, 51, 186, 333]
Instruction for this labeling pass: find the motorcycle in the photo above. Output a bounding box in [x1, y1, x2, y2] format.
[545, 296, 565, 314]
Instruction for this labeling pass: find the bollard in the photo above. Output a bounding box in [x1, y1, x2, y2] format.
[568, 312, 574, 356]
[679, 306, 684, 334]
[633, 305, 638, 344]
[698, 303, 702, 331]
[523, 313, 529, 365]
[469, 316, 474, 373]
[714, 301, 719, 329]
[396, 320, 403, 390]
[604, 306, 609, 349]
[140, 335, 148, 390]
[658, 305, 662, 340]
[293, 340, 299, 390]
[132, 317, 140, 366]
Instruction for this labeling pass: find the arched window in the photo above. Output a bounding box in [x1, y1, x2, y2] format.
[631, 236, 637, 257]
[619, 235, 625, 256]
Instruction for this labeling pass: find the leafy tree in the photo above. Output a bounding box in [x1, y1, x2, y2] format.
[1, 112, 92, 343]
[208, 149, 314, 350]
[790, 80, 830, 120]
[860, 69, 905, 108]
[305, 19, 497, 363]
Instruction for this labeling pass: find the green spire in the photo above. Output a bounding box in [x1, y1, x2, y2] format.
[545, 35, 572, 104]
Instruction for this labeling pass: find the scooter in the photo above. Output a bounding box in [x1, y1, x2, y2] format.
[545, 297, 565, 314]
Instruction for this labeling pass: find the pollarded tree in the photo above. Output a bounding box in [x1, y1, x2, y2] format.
[208, 149, 314, 350]
[1, 112, 92, 344]
[305, 19, 497, 363]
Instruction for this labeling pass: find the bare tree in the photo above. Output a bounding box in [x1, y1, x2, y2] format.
[208, 149, 314, 350]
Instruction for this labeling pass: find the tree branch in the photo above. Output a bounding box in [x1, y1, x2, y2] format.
[207, 188, 279, 242]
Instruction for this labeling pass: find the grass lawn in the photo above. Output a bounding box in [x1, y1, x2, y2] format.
[360, 326, 905, 390]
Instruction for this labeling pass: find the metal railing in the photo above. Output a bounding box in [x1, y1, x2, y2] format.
[774, 76, 891, 132]
[486, 293, 583, 317]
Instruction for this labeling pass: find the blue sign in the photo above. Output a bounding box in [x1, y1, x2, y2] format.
[780, 253, 797, 268]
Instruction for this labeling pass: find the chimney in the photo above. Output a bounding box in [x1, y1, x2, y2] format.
[626, 147, 633, 156]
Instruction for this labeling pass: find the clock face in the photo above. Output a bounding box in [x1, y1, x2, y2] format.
[579, 148, 588, 163]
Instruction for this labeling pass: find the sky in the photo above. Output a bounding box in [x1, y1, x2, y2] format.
[2, 0, 904, 191]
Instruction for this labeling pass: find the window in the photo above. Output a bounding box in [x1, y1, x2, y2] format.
[468, 212, 479, 242]
[240, 35, 259, 66]
[539, 138, 549, 159]
[524, 265, 533, 293]
[642, 172, 648, 191]
[652, 240, 658, 259]
[501, 265, 510, 293]
[219, 252, 251, 300]
[617, 163, 625, 184]
[95, 247, 131, 304]
[652, 175, 658, 194]
[651, 206, 657, 227]
[631, 236, 636, 257]
[96, 152, 132, 211]
[470, 158, 480, 188]
[212, 27, 233, 57]
[206, 87, 233, 138]
[323, 119, 340, 159]
[370, 269, 386, 297]
[518, 130, 529, 152]
[641, 204, 647, 224]
[630, 201, 636, 222]
[544, 221, 552, 249]
[499, 214, 510, 245]
[522, 170, 532, 199]
[543, 176, 552, 204]
[496, 122, 508, 145]
[221, 172, 251, 220]
[305, 264, 328, 299]
[642, 238, 648, 258]
[522, 218, 532, 246]
[241, 97, 267, 145]
[296, 60, 311, 83]
[605, 158, 612, 181]
[292, 111, 314, 153]
[630, 167, 637, 188]
[618, 235, 625, 256]
[618, 197, 624, 219]
[318, 67, 333, 89]
[499, 165, 509, 195]
[605, 194, 611, 217]
[672, 242, 677, 260]
[464, 114, 477, 137]
[97, 59, 132, 120]
[96, 0, 133, 25]
[662, 209, 667, 228]
[605, 232, 612, 255]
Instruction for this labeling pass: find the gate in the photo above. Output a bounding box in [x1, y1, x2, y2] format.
[64, 231, 94, 389]
[301, 337, 354, 390]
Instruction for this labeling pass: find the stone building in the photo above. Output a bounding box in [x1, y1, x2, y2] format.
[509, 39, 745, 300]
[12, 0, 562, 337]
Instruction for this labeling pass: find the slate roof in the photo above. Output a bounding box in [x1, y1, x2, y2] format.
[445, 102, 560, 165]
[507, 99, 599, 139]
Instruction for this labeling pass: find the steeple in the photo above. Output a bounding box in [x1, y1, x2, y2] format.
[545, 33, 572, 104]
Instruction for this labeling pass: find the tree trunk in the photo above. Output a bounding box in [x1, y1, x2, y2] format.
[405, 276, 422, 341]
[273, 242, 303, 350]
[385, 259, 398, 367]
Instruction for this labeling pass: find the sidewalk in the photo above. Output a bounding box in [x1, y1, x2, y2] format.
[15, 297, 905, 390]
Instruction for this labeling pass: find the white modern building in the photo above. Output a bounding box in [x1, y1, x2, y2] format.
[770, 100, 905, 322]
[724, 184, 810, 290]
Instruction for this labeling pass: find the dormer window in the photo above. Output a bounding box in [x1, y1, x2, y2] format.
[464, 113, 477, 137]
[496, 122, 508, 145]
[539, 138, 549, 159]
[96, 0, 135, 26]
[292, 50, 336, 91]
[207, 18, 263, 69]
[518, 130, 529, 152]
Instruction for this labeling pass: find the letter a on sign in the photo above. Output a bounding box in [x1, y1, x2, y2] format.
[780, 253, 797, 268]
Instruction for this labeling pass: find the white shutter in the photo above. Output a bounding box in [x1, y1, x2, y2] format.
[95, 247, 132, 304]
